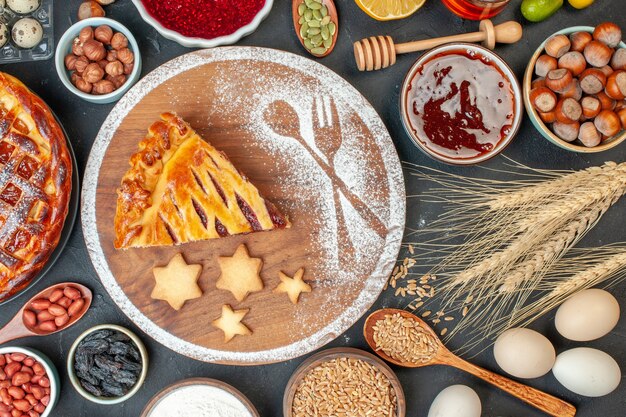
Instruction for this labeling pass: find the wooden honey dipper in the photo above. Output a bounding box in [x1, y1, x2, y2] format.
[354, 19, 523, 71]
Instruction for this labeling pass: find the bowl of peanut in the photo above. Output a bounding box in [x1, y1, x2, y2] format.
[0, 346, 60, 417]
[54, 17, 141, 104]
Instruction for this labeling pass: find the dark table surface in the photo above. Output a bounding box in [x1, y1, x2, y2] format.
[1, 0, 625, 416]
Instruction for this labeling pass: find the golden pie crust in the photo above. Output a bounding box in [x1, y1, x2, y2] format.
[114, 113, 290, 249]
[0, 72, 72, 302]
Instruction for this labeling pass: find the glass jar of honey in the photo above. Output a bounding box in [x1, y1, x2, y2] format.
[441, 0, 510, 20]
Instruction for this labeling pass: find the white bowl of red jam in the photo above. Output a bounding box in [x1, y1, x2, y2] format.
[131, 0, 274, 48]
[400, 43, 523, 165]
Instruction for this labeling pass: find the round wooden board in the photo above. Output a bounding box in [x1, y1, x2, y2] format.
[82, 47, 405, 365]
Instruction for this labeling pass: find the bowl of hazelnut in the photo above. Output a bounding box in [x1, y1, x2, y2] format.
[523, 22, 626, 152]
[55, 17, 141, 104]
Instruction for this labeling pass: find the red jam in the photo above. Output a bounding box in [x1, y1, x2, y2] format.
[141, 0, 266, 39]
[405, 50, 515, 160]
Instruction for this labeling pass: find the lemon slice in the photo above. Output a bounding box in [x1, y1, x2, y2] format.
[355, 0, 427, 21]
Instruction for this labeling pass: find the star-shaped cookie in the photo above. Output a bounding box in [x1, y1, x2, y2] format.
[216, 244, 263, 302]
[274, 268, 312, 304]
[151, 253, 203, 310]
[212, 304, 252, 342]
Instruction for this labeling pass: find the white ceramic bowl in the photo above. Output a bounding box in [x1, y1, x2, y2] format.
[67, 324, 149, 405]
[131, 0, 274, 48]
[0, 346, 60, 417]
[400, 43, 523, 165]
[55, 17, 142, 104]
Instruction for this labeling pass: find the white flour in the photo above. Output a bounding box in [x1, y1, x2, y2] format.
[147, 385, 252, 417]
[82, 47, 406, 363]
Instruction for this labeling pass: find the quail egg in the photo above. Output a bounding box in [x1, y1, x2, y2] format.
[12, 18, 43, 49]
[0, 0, 5, 8]
[0, 23, 7, 48]
[7, 0, 40, 14]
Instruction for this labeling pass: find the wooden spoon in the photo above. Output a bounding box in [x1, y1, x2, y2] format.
[364, 309, 576, 417]
[0, 282, 92, 344]
[292, 0, 339, 57]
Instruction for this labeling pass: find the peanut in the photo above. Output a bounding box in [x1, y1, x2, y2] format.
[63, 287, 81, 300]
[47, 305, 66, 317]
[68, 299, 84, 317]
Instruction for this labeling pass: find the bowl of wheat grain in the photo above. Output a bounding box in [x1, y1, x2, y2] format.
[283, 347, 406, 417]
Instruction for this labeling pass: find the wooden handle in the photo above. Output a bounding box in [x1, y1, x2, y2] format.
[445, 353, 576, 417]
[394, 20, 522, 54]
[0, 312, 32, 345]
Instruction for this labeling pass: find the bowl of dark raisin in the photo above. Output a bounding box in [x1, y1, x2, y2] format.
[67, 324, 148, 405]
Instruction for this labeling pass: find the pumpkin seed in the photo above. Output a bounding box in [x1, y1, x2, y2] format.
[321, 7, 328, 17]
[321, 15, 331, 25]
[298, 3, 306, 15]
[309, 1, 322, 9]
[321, 26, 329, 40]
[311, 34, 323, 44]
[313, 9, 322, 20]
[304, 39, 314, 49]
[328, 22, 336, 36]
[300, 22, 309, 38]
[304, 9, 312, 21]
[308, 19, 320, 28]
[307, 27, 321, 36]
[323, 37, 332, 48]
[311, 47, 327, 55]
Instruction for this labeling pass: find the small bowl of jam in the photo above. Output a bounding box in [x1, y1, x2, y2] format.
[400, 43, 523, 165]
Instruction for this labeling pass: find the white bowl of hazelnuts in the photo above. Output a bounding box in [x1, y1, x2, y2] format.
[523, 23, 626, 152]
[55, 17, 141, 104]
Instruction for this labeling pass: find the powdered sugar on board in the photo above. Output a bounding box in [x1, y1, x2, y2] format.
[82, 47, 405, 364]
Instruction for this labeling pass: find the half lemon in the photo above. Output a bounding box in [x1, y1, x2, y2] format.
[355, 0, 427, 21]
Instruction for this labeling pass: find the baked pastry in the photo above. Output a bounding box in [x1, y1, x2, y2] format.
[114, 113, 290, 249]
[0, 72, 72, 302]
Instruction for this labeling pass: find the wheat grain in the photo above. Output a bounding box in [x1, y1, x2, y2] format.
[372, 313, 438, 364]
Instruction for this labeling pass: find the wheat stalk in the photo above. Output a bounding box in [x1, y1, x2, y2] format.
[400, 161, 626, 349]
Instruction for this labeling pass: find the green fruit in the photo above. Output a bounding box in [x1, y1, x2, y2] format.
[521, 0, 564, 22]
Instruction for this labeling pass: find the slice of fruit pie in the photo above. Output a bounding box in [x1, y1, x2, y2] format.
[114, 113, 290, 249]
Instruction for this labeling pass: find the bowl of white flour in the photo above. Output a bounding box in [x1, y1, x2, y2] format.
[140, 378, 259, 417]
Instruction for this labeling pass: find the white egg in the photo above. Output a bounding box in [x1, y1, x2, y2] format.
[11, 18, 43, 49]
[7, 0, 40, 14]
[493, 328, 555, 378]
[552, 347, 621, 397]
[428, 385, 481, 417]
[555, 289, 620, 341]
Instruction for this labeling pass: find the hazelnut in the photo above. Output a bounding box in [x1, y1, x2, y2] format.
[584, 41, 614, 68]
[117, 47, 134, 65]
[83, 39, 107, 62]
[106, 50, 118, 62]
[75, 78, 93, 94]
[105, 60, 124, 77]
[555, 97, 582, 124]
[82, 63, 105, 84]
[605, 70, 626, 100]
[545, 34, 571, 58]
[72, 38, 84, 56]
[79, 27, 94, 43]
[595, 91, 617, 110]
[98, 59, 109, 69]
[593, 22, 622, 48]
[617, 107, 626, 129]
[552, 121, 580, 142]
[95, 25, 113, 45]
[123, 62, 134, 75]
[599, 65, 614, 77]
[92, 79, 115, 95]
[569, 31, 593, 53]
[545, 68, 573, 93]
[530, 87, 557, 113]
[535, 54, 557, 78]
[577, 122, 601, 147]
[110, 32, 128, 50]
[531, 78, 547, 90]
[581, 96, 602, 119]
[538, 110, 557, 124]
[106, 74, 126, 89]
[74, 56, 90, 74]
[558, 51, 586, 76]
[64, 54, 78, 71]
[78, 1, 105, 21]
[594, 110, 621, 136]
[70, 72, 80, 86]
[560, 79, 582, 101]
[579, 68, 607, 95]
[611, 48, 626, 71]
